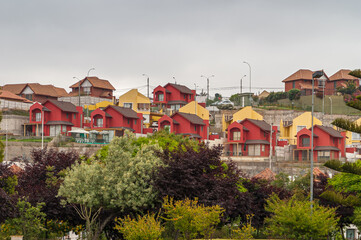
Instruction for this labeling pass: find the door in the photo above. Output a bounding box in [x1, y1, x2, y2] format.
[346, 229, 355, 240]
[50, 125, 61, 136]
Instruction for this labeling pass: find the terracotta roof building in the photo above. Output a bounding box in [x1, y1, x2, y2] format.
[69, 76, 115, 100]
[3, 83, 68, 103]
[326, 69, 360, 95]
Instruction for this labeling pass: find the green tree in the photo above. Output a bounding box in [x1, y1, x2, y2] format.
[337, 80, 357, 95]
[265, 194, 338, 239]
[287, 88, 300, 101]
[1, 199, 46, 240]
[58, 132, 163, 240]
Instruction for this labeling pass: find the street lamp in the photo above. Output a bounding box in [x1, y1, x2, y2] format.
[243, 61, 252, 93]
[142, 74, 150, 98]
[311, 70, 324, 213]
[87, 68, 95, 77]
[200, 75, 215, 102]
[240, 75, 247, 107]
[318, 74, 328, 116]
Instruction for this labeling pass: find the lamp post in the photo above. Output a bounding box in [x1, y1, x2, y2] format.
[240, 75, 247, 107]
[311, 70, 324, 213]
[142, 74, 150, 98]
[87, 68, 95, 77]
[243, 61, 252, 93]
[200, 75, 214, 102]
[329, 97, 333, 115]
[318, 74, 327, 116]
[73, 77, 81, 106]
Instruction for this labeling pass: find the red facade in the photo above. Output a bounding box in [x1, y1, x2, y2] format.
[157, 112, 209, 140]
[153, 83, 196, 112]
[294, 125, 346, 162]
[69, 77, 115, 99]
[27, 100, 83, 136]
[225, 118, 277, 157]
[90, 105, 143, 133]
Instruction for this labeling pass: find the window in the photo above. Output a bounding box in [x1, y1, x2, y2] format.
[297, 125, 306, 133]
[127, 119, 130, 124]
[124, 103, 133, 109]
[292, 82, 295, 89]
[334, 81, 337, 90]
[25, 94, 33, 101]
[261, 145, 265, 152]
[301, 137, 310, 147]
[248, 145, 261, 156]
[74, 114, 76, 119]
[201, 126, 203, 132]
[138, 103, 150, 111]
[184, 94, 186, 99]
[96, 118, 103, 127]
[66, 113, 69, 119]
[134, 119, 137, 125]
[62, 125, 67, 133]
[35, 112, 41, 122]
[158, 94, 164, 101]
[171, 104, 181, 111]
[233, 131, 241, 140]
[352, 132, 361, 140]
[194, 125, 197, 131]
[318, 151, 330, 161]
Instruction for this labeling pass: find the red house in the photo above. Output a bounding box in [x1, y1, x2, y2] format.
[326, 69, 360, 95]
[153, 83, 196, 112]
[69, 77, 115, 100]
[225, 118, 277, 157]
[157, 112, 208, 140]
[282, 69, 329, 96]
[3, 83, 68, 103]
[26, 100, 83, 136]
[293, 125, 346, 162]
[90, 105, 143, 133]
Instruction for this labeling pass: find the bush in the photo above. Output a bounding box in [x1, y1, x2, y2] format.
[288, 89, 300, 101]
[114, 213, 164, 240]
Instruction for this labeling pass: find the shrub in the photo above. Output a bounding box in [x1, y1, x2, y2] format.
[288, 89, 300, 101]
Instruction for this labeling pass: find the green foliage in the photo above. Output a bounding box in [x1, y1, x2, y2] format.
[349, 69, 361, 78]
[2, 175, 18, 195]
[232, 214, 255, 239]
[328, 172, 361, 194]
[114, 213, 164, 240]
[264, 91, 288, 103]
[265, 194, 339, 239]
[230, 93, 241, 106]
[287, 88, 300, 101]
[337, 80, 357, 95]
[320, 190, 361, 207]
[1, 199, 46, 240]
[162, 197, 224, 240]
[352, 207, 361, 230]
[325, 159, 361, 175]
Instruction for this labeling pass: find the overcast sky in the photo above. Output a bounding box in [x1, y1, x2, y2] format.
[1, 0, 361, 98]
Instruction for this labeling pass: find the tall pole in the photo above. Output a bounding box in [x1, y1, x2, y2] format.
[41, 108, 44, 149]
[240, 75, 246, 107]
[87, 68, 95, 77]
[5, 114, 8, 162]
[142, 74, 150, 98]
[201, 75, 214, 103]
[243, 61, 251, 93]
[269, 122, 273, 170]
[74, 77, 81, 106]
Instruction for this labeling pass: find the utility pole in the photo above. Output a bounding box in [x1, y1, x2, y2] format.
[201, 75, 214, 103]
[143, 74, 150, 98]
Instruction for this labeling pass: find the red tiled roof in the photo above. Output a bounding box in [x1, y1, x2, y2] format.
[329, 69, 359, 81]
[3, 83, 68, 97]
[254, 168, 276, 181]
[283, 69, 313, 82]
[243, 118, 271, 132]
[299, 82, 317, 90]
[315, 125, 343, 138]
[70, 77, 115, 90]
[166, 83, 193, 94]
[0, 90, 32, 103]
[175, 112, 205, 125]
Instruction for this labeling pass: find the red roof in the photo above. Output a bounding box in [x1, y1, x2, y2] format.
[283, 69, 314, 82]
[70, 77, 115, 90]
[254, 168, 276, 180]
[3, 83, 68, 97]
[329, 69, 359, 81]
[0, 90, 32, 103]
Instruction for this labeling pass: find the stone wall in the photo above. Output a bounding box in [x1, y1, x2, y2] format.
[4, 141, 102, 162]
[0, 115, 29, 136]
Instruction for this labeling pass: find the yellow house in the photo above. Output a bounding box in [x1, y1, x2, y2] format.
[118, 89, 151, 126]
[222, 106, 263, 132]
[279, 112, 322, 145]
[179, 101, 209, 121]
[344, 117, 361, 145]
[84, 100, 114, 111]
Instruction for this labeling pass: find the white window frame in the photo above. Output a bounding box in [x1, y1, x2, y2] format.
[123, 103, 133, 109]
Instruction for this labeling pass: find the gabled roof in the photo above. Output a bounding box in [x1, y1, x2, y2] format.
[254, 168, 276, 181]
[283, 69, 313, 82]
[0, 90, 32, 103]
[314, 146, 340, 151]
[166, 83, 193, 94]
[315, 125, 343, 138]
[107, 105, 139, 119]
[329, 69, 359, 81]
[46, 100, 78, 113]
[175, 112, 205, 125]
[242, 118, 271, 132]
[70, 77, 115, 90]
[283, 120, 293, 127]
[3, 83, 68, 97]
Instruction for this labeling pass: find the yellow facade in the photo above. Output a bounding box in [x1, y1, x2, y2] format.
[118, 89, 151, 126]
[222, 106, 263, 132]
[179, 101, 209, 120]
[84, 101, 114, 111]
[345, 117, 361, 145]
[279, 112, 322, 145]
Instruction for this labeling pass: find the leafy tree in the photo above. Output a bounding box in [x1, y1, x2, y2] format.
[162, 197, 224, 240]
[337, 80, 357, 95]
[265, 194, 339, 239]
[153, 144, 245, 220]
[114, 213, 164, 240]
[230, 93, 241, 106]
[1, 199, 46, 240]
[287, 88, 300, 101]
[58, 132, 163, 240]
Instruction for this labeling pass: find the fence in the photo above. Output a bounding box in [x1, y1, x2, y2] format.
[0, 100, 32, 110]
